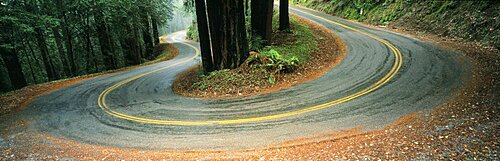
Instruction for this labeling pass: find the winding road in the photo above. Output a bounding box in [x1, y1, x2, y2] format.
[0, 6, 470, 151]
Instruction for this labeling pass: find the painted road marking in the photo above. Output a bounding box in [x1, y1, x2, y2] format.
[97, 7, 403, 126]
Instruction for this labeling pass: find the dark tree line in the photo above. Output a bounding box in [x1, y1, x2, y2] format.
[192, 0, 290, 73]
[0, 0, 173, 92]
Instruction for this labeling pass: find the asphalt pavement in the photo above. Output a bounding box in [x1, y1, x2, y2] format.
[0, 6, 470, 151]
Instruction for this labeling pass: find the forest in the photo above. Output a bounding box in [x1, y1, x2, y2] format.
[0, 0, 174, 93]
[0, 0, 291, 93]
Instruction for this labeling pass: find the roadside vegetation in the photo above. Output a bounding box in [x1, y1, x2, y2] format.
[295, 0, 499, 50]
[0, 0, 174, 94]
[186, 24, 200, 42]
[173, 13, 345, 98]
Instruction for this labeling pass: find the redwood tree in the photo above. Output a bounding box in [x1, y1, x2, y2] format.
[251, 0, 274, 44]
[0, 35, 27, 89]
[206, 0, 248, 70]
[194, 0, 214, 73]
[279, 0, 290, 31]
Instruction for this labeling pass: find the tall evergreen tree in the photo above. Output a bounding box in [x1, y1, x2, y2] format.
[251, 0, 274, 44]
[194, 0, 214, 73]
[206, 0, 248, 70]
[279, 0, 290, 31]
[0, 35, 27, 89]
[0, 0, 174, 92]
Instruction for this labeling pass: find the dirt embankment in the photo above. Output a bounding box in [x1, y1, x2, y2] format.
[0, 43, 178, 116]
[173, 15, 347, 98]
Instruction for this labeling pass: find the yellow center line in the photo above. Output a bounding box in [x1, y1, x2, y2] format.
[97, 7, 403, 126]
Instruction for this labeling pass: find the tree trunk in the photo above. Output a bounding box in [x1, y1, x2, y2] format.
[233, 0, 249, 66]
[194, 0, 214, 73]
[85, 16, 97, 73]
[52, 27, 71, 77]
[34, 28, 59, 81]
[207, 0, 248, 70]
[251, 0, 273, 44]
[123, 25, 142, 65]
[152, 17, 160, 46]
[206, 0, 223, 69]
[279, 0, 290, 31]
[141, 12, 155, 59]
[94, 6, 116, 70]
[0, 58, 13, 92]
[20, 38, 38, 84]
[63, 20, 76, 76]
[245, 0, 249, 16]
[0, 37, 27, 89]
[56, 0, 76, 76]
[133, 27, 142, 64]
[26, 40, 42, 76]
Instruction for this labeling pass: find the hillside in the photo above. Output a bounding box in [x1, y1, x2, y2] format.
[297, 0, 499, 50]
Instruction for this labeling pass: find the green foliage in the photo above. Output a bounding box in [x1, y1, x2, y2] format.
[182, 0, 195, 13]
[186, 21, 199, 41]
[247, 15, 317, 83]
[0, 0, 175, 92]
[270, 16, 316, 64]
[260, 49, 299, 73]
[184, 8, 320, 94]
[249, 35, 264, 51]
[299, 0, 500, 49]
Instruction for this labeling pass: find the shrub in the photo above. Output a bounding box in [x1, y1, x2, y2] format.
[260, 49, 300, 73]
[186, 22, 199, 41]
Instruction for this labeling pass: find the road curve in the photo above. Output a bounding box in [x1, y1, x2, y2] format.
[0, 6, 470, 151]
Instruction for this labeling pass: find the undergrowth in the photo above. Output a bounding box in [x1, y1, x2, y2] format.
[183, 14, 319, 95]
[296, 0, 499, 49]
[186, 21, 199, 41]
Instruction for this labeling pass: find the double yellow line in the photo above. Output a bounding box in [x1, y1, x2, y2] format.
[97, 7, 403, 126]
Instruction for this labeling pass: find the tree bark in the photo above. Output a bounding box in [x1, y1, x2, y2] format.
[123, 25, 142, 65]
[56, 0, 76, 76]
[206, 0, 223, 69]
[0, 36, 27, 89]
[20, 38, 38, 84]
[84, 16, 97, 73]
[94, 4, 116, 70]
[34, 27, 59, 81]
[194, 0, 214, 73]
[233, 0, 249, 66]
[251, 0, 274, 44]
[245, 0, 249, 16]
[152, 17, 160, 46]
[52, 27, 71, 77]
[141, 12, 155, 59]
[0, 58, 13, 92]
[279, 0, 290, 31]
[207, 0, 248, 69]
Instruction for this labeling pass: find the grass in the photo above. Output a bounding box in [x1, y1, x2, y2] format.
[266, 14, 317, 64]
